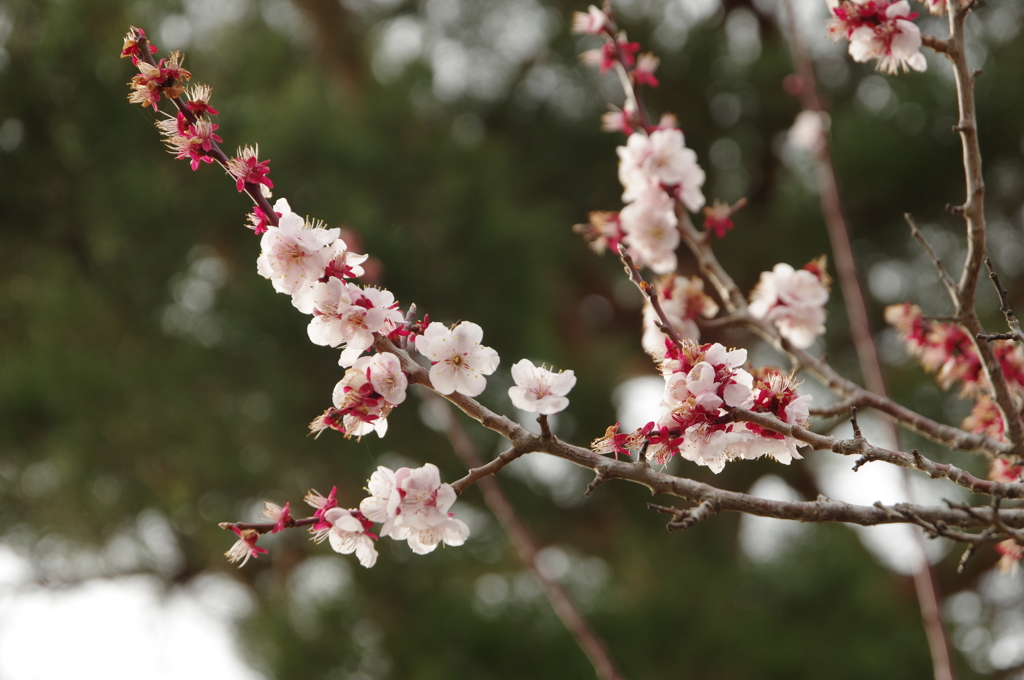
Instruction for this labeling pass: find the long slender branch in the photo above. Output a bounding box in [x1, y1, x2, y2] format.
[939, 5, 1024, 450]
[424, 392, 626, 680]
[729, 408, 1024, 499]
[375, 336, 1024, 532]
[131, 28, 280, 228]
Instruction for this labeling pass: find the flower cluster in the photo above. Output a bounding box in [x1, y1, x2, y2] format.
[616, 127, 706, 274]
[592, 342, 810, 473]
[572, 12, 704, 274]
[826, 0, 927, 75]
[641, 275, 718, 358]
[154, 84, 222, 171]
[360, 464, 470, 555]
[223, 463, 472, 570]
[749, 257, 831, 349]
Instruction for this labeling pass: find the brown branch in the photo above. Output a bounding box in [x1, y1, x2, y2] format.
[218, 517, 318, 534]
[374, 337, 1024, 531]
[728, 408, 1024, 498]
[937, 4, 1024, 451]
[922, 34, 950, 54]
[451, 447, 528, 495]
[810, 397, 863, 417]
[677, 211, 747, 312]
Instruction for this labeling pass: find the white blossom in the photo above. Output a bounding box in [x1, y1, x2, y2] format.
[617, 129, 706, 212]
[508, 359, 576, 415]
[415, 321, 500, 396]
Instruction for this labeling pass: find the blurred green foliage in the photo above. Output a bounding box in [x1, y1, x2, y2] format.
[2, 0, 1024, 677]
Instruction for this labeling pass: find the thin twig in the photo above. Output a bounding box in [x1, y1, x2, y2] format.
[617, 244, 686, 350]
[424, 392, 626, 680]
[905, 213, 959, 303]
[983, 257, 1024, 343]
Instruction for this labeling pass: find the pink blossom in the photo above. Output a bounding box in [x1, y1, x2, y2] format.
[260, 501, 292, 533]
[358, 463, 471, 555]
[330, 357, 395, 438]
[224, 527, 267, 568]
[508, 359, 576, 415]
[307, 279, 355, 347]
[415, 321, 500, 397]
[227, 144, 274, 192]
[256, 198, 339, 299]
[305, 486, 338, 521]
[571, 5, 608, 35]
[632, 52, 660, 87]
[390, 517, 470, 555]
[839, 1, 927, 74]
[322, 239, 368, 281]
[641, 275, 719, 357]
[359, 466, 401, 536]
[601, 103, 636, 135]
[367, 352, 408, 406]
[246, 206, 279, 235]
[322, 508, 378, 568]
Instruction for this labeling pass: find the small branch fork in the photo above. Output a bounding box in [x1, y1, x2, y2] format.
[648, 500, 718, 532]
[921, 2, 1024, 452]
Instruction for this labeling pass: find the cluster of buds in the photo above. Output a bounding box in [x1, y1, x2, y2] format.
[749, 257, 832, 349]
[826, 0, 929, 74]
[222, 463, 473, 569]
[641, 275, 719, 357]
[593, 342, 810, 472]
[126, 48, 191, 111]
[989, 459, 1024, 573]
[885, 303, 1024, 398]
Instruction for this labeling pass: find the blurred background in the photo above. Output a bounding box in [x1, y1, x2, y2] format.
[2, 0, 1024, 677]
